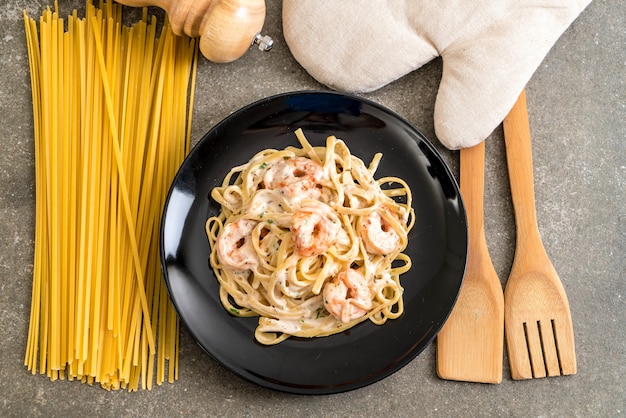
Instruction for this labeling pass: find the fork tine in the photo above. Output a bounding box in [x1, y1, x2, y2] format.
[553, 318, 577, 375]
[525, 321, 546, 378]
[507, 323, 533, 379]
[539, 320, 560, 376]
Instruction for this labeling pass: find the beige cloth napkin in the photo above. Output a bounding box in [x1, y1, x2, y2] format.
[283, 0, 591, 149]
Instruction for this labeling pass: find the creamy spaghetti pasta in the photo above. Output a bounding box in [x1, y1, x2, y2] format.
[206, 129, 415, 345]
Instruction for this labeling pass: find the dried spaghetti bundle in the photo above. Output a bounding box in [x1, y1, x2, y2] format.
[23, 1, 198, 391]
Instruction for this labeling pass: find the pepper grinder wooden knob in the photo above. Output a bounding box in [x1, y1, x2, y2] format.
[116, 0, 271, 63]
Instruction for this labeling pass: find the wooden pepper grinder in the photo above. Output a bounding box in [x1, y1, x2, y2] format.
[116, 0, 273, 63]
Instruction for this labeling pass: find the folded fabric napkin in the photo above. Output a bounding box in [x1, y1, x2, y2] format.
[283, 0, 590, 149]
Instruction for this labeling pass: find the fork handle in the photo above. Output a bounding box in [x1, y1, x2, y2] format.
[503, 90, 542, 245]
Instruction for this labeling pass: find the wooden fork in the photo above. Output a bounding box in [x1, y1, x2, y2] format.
[503, 89, 577, 379]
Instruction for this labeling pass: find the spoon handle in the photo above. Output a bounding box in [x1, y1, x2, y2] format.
[460, 140, 486, 253]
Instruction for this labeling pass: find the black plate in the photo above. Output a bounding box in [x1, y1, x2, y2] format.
[161, 91, 467, 395]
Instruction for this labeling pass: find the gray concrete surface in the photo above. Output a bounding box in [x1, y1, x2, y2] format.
[1, 1, 624, 416]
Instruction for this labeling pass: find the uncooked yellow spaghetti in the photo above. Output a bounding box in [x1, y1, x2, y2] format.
[24, 1, 198, 390]
[206, 129, 415, 345]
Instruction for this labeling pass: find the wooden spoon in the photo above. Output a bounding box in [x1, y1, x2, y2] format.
[437, 140, 504, 384]
[116, 0, 269, 63]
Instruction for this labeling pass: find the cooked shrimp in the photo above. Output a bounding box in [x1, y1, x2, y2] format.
[216, 219, 259, 270]
[263, 157, 323, 198]
[291, 202, 340, 257]
[323, 269, 372, 323]
[359, 208, 401, 255]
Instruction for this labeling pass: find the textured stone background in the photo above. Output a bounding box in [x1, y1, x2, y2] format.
[1, 1, 624, 416]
